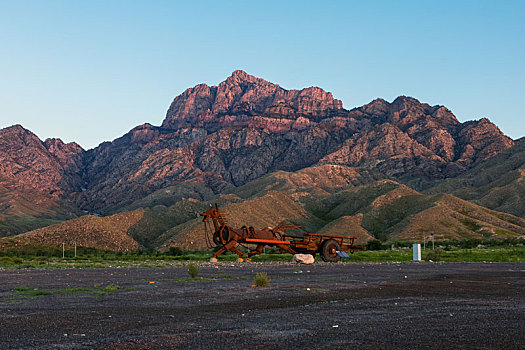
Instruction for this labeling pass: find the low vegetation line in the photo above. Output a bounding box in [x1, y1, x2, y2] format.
[0, 247, 522, 269]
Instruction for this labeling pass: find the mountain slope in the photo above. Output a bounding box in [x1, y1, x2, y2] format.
[0, 210, 143, 252]
[3, 165, 524, 252]
[428, 138, 525, 217]
[0, 125, 83, 235]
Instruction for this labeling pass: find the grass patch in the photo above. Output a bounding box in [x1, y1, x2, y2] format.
[95, 284, 121, 296]
[11, 283, 126, 300]
[253, 272, 270, 287]
[14, 287, 52, 298]
[0, 239, 522, 267]
[439, 248, 524, 262]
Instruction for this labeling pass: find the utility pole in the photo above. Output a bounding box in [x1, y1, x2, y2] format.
[431, 233, 435, 250]
[62, 243, 65, 259]
[74, 242, 77, 258]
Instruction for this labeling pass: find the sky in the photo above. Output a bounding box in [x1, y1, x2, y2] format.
[0, 0, 524, 149]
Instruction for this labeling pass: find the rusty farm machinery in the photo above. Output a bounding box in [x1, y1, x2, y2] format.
[201, 204, 365, 262]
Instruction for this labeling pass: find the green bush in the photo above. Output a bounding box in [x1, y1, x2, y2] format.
[168, 247, 183, 256]
[187, 262, 199, 278]
[254, 272, 270, 287]
[424, 248, 443, 262]
[366, 239, 385, 250]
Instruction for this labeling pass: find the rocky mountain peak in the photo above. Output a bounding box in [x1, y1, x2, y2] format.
[226, 69, 267, 85]
[162, 71, 344, 129]
[0, 124, 46, 151]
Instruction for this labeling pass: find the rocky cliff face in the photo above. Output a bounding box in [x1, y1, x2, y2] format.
[0, 125, 83, 234]
[0, 125, 84, 196]
[0, 71, 516, 218]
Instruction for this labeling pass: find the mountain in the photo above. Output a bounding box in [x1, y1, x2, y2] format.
[0, 70, 520, 245]
[74, 70, 513, 214]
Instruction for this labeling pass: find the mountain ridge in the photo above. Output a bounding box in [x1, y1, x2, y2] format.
[0, 70, 520, 239]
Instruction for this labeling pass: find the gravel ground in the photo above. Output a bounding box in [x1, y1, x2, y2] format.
[0, 262, 523, 349]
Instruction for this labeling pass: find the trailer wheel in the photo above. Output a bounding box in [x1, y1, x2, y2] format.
[320, 239, 341, 262]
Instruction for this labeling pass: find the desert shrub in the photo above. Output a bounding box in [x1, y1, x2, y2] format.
[424, 248, 443, 262]
[168, 247, 183, 256]
[254, 272, 270, 287]
[366, 239, 385, 251]
[187, 262, 199, 278]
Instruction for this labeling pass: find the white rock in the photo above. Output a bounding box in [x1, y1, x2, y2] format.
[292, 254, 315, 265]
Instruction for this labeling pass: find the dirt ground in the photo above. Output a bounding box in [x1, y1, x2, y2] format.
[0, 262, 523, 349]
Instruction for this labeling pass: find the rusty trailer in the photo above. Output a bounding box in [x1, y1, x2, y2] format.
[201, 204, 365, 262]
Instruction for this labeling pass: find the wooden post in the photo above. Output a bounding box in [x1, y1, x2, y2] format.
[62, 243, 65, 258]
[74, 242, 77, 258]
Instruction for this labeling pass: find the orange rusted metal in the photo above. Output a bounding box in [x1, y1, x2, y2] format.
[201, 204, 365, 262]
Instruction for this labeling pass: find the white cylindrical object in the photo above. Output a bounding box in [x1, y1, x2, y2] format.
[413, 243, 421, 261]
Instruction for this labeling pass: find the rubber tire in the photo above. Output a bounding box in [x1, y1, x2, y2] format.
[320, 239, 341, 262]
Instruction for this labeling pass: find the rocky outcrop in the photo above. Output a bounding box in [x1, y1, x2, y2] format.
[456, 118, 514, 165]
[0, 125, 84, 195]
[162, 70, 344, 130]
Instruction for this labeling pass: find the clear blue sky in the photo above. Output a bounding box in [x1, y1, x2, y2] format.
[1, 0, 523, 149]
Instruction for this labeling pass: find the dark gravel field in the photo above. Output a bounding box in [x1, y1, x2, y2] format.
[0, 262, 523, 349]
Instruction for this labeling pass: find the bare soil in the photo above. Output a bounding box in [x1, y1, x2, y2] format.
[0, 262, 524, 349]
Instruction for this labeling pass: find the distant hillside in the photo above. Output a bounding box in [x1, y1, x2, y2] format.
[429, 138, 525, 218]
[3, 166, 524, 252]
[0, 211, 143, 252]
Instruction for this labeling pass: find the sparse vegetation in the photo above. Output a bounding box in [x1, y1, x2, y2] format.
[97, 284, 121, 296]
[0, 237, 522, 268]
[460, 218, 482, 232]
[187, 262, 199, 278]
[10, 283, 125, 300]
[424, 248, 443, 261]
[254, 272, 270, 287]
